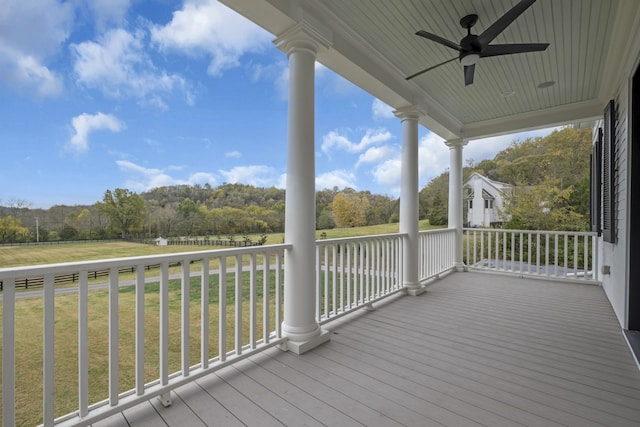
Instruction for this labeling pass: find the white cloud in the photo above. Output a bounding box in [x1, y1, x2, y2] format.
[275, 64, 289, 100]
[87, 0, 131, 29]
[116, 160, 217, 191]
[218, 165, 278, 187]
[356, 145, 397, 168]
[321, 128, 393, 156]
[150, 0, 272, 77]
[71, 28, 187, 106]
[418, 132, 449, 184]
[251, 61, 289, 99]
[69, 112, 125, 153]
[368, 132, 449, 195]
[371, 158, 402, 194]
[316, 170, 357, 191]
[188, 171, 217, 185]
[0, 0, 72, 96]
[372, 99, 395, 120]
[0, 53, 64, 96]
[0, 0, 72, 57]
[225, 150, 242, 158]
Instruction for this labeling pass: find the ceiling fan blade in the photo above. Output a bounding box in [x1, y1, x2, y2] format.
[406, 57, 458, 80]
[415, 30, 462, 52]
[477, 0, 537, 46]
[481, 43, 549, 57]
[464, 64, 475, 86]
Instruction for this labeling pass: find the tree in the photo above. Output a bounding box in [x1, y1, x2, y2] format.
[95, 189, 147, 239]
[0, 215, 28, 243]
[331, 191, 369, 227]
[317, 206, 335, 230]
[177, 198, 199, 235]
[503, 182, 586, 231]
[419, 172, 449, 225]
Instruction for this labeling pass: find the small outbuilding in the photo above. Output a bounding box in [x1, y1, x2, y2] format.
[155, 237, 167, 246]
[464, 172, 512, 227]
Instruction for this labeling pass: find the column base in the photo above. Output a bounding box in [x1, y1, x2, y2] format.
[453, 262, 467, 272]
[280, 328, 331, 355]
[405, 284, 426, 296]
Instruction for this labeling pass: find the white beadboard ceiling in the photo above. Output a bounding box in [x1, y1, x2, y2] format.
[221, 0, 640, 141]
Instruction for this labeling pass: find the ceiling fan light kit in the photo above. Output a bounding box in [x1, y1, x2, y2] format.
[407, 0, 549, 86]
[460, 52, 480, 66]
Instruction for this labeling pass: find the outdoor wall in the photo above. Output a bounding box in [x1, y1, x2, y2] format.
[599, 78, 630, 328]
[466, 174, 507, 227]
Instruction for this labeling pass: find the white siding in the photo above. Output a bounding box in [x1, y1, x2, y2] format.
[599, 79, 630, 327]
[465, 174, 510, 227]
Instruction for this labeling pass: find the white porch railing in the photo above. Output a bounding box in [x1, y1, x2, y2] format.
[463, 228, 599, 283]
[315, 234, 405, 324]
[0, 244, 289, 427]
[418, 228, 457, 282]
[0, 228, 600, 426]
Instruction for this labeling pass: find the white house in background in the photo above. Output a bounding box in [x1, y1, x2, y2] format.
[155, 236, 167, 246]
[464, 172, 512, 227]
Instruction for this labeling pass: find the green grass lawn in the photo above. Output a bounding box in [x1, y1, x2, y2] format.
[0, 220, 438, 268]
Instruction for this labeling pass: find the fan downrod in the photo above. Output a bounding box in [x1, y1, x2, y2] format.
[459, 14, 478, 31]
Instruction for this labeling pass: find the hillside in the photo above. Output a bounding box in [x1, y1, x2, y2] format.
[420, 127, 593, 230]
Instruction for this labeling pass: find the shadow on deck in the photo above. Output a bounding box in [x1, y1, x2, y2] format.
[96, 272, 640, 427]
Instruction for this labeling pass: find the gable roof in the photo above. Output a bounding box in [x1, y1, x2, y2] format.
[464, 172, 513, 196]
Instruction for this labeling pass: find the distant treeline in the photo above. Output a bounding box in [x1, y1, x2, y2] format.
[0, 184, 400, 244]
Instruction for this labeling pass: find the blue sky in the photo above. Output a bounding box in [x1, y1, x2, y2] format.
[0, 0, 556, 209]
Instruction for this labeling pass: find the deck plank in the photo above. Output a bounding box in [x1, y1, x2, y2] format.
[196, 366, 284, 426]
[172, 382, 244, 427]
[233, 354, 364, 426]
[348, 314, 640, 416]
[336, 318, 638, 426]
[97, 272, 640, 427]
[273, 350, 442, 427]
[149, 390, 206, 426]
[214, 359, 325, 427]
[304, 346, 498, 427]
[255, 349, 404, 427]
[92, 412, 129, 427]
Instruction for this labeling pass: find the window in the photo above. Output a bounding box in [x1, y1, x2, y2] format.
[484, 199, 493, 209]
[469, 200, 473, 209]
[602, 100, 616, 243]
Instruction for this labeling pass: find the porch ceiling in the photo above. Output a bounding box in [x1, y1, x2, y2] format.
[221, 0, 640, 141]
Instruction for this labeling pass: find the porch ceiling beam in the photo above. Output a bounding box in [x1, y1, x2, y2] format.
[461, 99, 604, 141]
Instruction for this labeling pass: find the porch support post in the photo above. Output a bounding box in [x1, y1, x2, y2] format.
[446, 139, 468, 271]
[394, 105, 425, 296]
[275, 24, 330, 354]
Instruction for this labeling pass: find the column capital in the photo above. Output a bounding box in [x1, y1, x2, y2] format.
[274, 22, 331, 58]
[393, 105, 422, 121]
[445, 138, 468, 149]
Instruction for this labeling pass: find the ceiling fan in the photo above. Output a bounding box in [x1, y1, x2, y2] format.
[406, 0, 549, 85]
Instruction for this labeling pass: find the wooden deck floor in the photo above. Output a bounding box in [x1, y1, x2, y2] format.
[95, 272, 640, 427]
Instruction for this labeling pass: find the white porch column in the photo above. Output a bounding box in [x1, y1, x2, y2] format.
[275, 24, 330, 354]
[394, 106, 424, 296]
[446, 139, 468, 271]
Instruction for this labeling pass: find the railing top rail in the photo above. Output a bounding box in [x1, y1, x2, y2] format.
[419, 228, 455, 235]
[315, 233, 407, 245]
[0, 243, 292, 279]
[462, 228, 597, 237]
